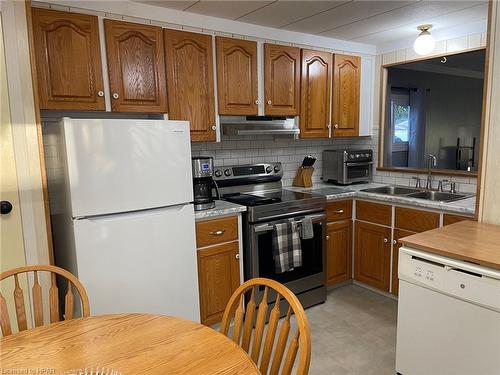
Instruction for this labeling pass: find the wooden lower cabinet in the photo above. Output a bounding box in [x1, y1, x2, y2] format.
[391, 229, 415, 296]
[197, 241, 240, 325]
[326, 220, 352, 286]
[354, 221, 391, 292]
[443, 214, 473, 226]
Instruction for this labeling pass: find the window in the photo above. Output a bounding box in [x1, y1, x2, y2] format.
[391, 92, 410, 145]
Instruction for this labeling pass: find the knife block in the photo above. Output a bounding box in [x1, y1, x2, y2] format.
[292, 167, 314, 188]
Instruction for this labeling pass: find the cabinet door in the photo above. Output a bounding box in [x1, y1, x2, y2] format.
[31, 8, 104, 110]
[264, 44, 300, 116]
[392, 229, 415, 296]
[164, 30, 216, 141]
[300, 49, 332, 138]
[332, 54, 360, 137]
[216, 37, 258, 115]
[354, 221, 391, 292]
[197, 242, 240, 325]
[104, 20, 167, 112]
[326, 220, 352, 286]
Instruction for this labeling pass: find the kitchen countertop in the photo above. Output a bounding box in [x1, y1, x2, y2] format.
[399, 221, 500, 271]
[287, 182, 476, 215]
[194, 200, 246, 220]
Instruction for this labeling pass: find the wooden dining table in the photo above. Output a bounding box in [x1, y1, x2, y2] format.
[0, 313, 260, 374]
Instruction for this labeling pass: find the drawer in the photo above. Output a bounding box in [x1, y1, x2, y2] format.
[196, 216, 238, 248]
[395, 207, 439, 232]
[326, 200, 352, 222]
[355, 200, 392, 226]
[443, 214, 473, 226]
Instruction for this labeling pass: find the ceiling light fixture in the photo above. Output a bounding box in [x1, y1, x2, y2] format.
[413, 24, 435, 56]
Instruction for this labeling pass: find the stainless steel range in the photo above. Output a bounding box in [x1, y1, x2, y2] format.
[214, 162, 327, 309]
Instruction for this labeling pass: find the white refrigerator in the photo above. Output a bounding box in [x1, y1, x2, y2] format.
[51, 118, 200, 321]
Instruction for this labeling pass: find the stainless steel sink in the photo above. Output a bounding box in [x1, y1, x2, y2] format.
[406, 191, 470, 202]
[361, 186, 418, 195]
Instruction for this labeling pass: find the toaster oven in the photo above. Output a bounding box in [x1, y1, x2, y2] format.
[322, 149, 373, 185]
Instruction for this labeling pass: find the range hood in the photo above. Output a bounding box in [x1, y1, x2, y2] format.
[220, 116, 300, 137]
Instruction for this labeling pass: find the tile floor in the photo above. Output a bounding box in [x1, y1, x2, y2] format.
[305, 284, 398, 375]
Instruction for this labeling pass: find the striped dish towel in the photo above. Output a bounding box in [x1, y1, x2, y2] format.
[272, 221, 302, 274]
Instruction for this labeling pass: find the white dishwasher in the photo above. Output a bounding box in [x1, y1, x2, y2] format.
[396, 247, 500, 375]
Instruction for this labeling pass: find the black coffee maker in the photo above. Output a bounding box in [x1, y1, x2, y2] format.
[192, 156, 219, 211]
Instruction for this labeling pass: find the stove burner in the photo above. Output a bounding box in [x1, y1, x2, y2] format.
[222, 190, 315, 207]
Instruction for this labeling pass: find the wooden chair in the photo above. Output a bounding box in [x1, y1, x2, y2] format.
[0, 265, 90, 336]
[220, 278, 311, 375]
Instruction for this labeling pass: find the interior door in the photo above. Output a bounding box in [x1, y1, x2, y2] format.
[104, 19, 167, 113]
[31, 8, 105, 110]
[332, 54, 360, 137]
[63, 119, 193, 217]
[164, 29, 216, 142]
[264, 44, 300, 116]
[0, 16, 31, 332]
[74, 204, 199, 321]
[216, 36, 258, 115]
[300, 49, 332, 138]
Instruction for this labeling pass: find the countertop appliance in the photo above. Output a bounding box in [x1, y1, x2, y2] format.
[323, 149, 373, 185]
[396, 246, 500, 375]
[192, 156, 219, 211]
[215, 162, 327, 309]
[50, 118, 200, 321]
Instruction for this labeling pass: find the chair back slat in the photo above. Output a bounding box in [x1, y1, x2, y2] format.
[250, 286, 269, 364]
[259, 293, 281, 374]
[64, 280, 74, 320]
[0, 293, 12, 336]
[231, 294, 244, 343]
[221, 278, 311, 375]
[281, 330, 300, 375]
[0, 265, 90, 336]
[49, 273, 59, 323]
[269, 306, 292, 375]
[13, 275, 27, 331]
[32, 271, 44, 327]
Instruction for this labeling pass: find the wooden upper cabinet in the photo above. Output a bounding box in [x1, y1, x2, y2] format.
[164, 30, 215, 141]
[300, 49, 332, 138]
[216, 37, 258, 115]
[31, 8, 105, 110]
[104, 20, 167, 112]
[332, 54, 360, 137]
[264, 44, 300, 116]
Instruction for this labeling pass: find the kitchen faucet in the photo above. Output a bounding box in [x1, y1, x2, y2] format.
[426, 154, 437, 190]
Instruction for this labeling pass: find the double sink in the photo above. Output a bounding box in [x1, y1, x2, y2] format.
[360, 186, 472, 203]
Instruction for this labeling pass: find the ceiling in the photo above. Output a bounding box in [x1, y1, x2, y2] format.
[137, 0, 488, 47]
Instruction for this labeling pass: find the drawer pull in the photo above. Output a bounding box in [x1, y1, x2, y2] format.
[209, 230, 226, 236]
[333, 209, 344, 214]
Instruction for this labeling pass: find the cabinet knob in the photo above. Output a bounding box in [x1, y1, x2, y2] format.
[209, 229, 225, 236]
[235, 253, 240, 260]
[255, 99, 260, 105]
[1, 201, 13, 215]
[393, 240, 397, 245]
[97, 90, 104, 97]
[383, 238, 388, 243]
[267, 100, 272, 105]
[334, 124, 339, 129]
[327, 124, 332, 138]
[211, 125, 216, 131]
[326, 235, 330, 241]
[112, 93, 119, 99]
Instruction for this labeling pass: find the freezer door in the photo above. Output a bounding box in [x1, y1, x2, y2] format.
[73, 204, 200, 321]
[62, 118, 193, 217]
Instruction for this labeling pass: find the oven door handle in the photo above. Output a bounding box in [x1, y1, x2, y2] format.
[345, 161, 373, 166]
[253, 213, 326, 233]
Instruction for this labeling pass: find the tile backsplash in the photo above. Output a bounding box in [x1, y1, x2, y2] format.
[191, 134, 477, 194]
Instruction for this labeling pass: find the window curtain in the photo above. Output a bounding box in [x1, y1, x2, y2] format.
[408, 89, 426, 168]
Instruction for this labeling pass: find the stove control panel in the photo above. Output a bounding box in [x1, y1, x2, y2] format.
[214, 162, 283, 184]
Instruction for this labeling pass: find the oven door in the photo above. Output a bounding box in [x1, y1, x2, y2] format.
[248, 213, 325, 295]
[344, 162, 372, 183]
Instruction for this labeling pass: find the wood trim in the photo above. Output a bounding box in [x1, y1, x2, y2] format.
[476, 0, 494, 221]
[376, 167, 478, 178]
[381, 47, 487, 68]
[25, 1, 54, 264]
